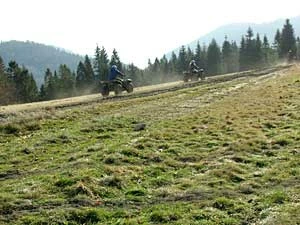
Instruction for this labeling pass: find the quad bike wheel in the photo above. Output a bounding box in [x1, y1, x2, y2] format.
[126, 83, 134, 93]
[101, 84, 110, 97]
[114, 84, 123, 95]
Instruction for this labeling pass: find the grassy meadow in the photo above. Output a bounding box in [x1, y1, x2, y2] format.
[0, 66, 299, 224]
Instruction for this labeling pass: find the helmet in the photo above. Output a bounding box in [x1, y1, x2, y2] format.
[111, 65, 117, 70]
[190, 60, 195, 63]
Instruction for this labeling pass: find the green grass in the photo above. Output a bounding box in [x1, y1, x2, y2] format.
[0, 66, 300, 224]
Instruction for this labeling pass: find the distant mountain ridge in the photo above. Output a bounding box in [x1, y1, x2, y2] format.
[0, 40, 84, 86]
[168, 15, 300, 56]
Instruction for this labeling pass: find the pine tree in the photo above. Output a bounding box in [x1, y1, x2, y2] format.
[229, 41, 240, 72]
[0, 56, 5, 74]
[187, 46, 194, 63]
[178, 46, 188, 73]
[26, 74, 38, 102]
[199, 43, 207, 70]
[195, 42, 202, 68]
[83, 55, 94, 86]
[159, 55, 169, 77]
[126, 63, 143, 86]
[280, 19, 297, 59]
[110, 49, 122, 71]
[239, 27, 263, 70]
[245, 27, 256, 69]
[152, 58, 160, 74]
[39, 84, 46, 100]
[75, 61, 86, 92]
[43, 68, 56, 100]
[239, 36, 247, 71]
[58, 64, 74, 98]
[0, 57, 15, 105]
[170, 52, 178, 73]
[207, 39, 221, 75]
[100, 47, 109, 81]
[296, 37, 300, 60]
[262, 35, 276, 66]
[222, 36, 232, 73]
[254, 33, 263, 67]
[93, 45, 101, 80]
[7, 62, 38, 103]
[274, 29, 281, 53]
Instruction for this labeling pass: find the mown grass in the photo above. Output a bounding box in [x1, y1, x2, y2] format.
[0, 66, 300, 224]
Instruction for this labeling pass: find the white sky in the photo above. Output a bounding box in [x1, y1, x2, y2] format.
[1, 0, 300, 68]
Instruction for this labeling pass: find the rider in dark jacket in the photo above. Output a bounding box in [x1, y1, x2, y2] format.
[189, 60, 199, 74]
[108, 65, 124, 81]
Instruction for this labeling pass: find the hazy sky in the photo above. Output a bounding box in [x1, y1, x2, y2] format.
[1, 0, 300, 68]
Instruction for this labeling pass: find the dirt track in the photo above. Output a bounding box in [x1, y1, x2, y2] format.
[0, 64, 292, 120]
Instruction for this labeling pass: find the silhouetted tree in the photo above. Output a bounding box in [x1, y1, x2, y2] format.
[222, 36, 232, 73]
[280, 19, 297, 59]
[0, 57, 15, 105]
[178, 45, 188, 73]
[58, 64, 74, 98]
[207, 39, 221, 75]
[84, 55, 94, 85]
[169, 51, 178, 73]
[110, 49, 122, 71]
[100, 47, 109, 81]
[296, 37, 300, 60]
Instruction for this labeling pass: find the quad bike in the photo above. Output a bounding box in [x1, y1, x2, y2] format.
[100, 75, 134, 97]
[183, 69, 205, 82]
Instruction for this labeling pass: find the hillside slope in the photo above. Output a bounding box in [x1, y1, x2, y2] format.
[168, 15, 300, 56]
[0, 40, 83, 86]
[0, 65, 299, 224]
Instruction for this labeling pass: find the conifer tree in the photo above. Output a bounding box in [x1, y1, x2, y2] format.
[187, 46, 194, 63]
[255, 33, 263, 67]
[0, 57, 15, 105]
[207, 39, 221, 75]
[152, 58, 160, 73]
[0, 56, 5, 74]
[178, 45, 188, 73]
[199, 43, 207, 70]
[58, 64, 74, 98]
[160, 55, 169, 75]
[126, 63, 142, 85]
[222, 36, 232, 73]
[262, 35, 276, 66]
[100, 47, 109, 81]
[26, 74, 38, 102]
[296, 37, 300, 60]
[170, 52, 178, 73]
[195, 42, 202, 68]
[110, 49, 122, 71]
[39, 84, 46, 100]
[280, 19, 297, 59]
[230, 41, 240, 72]
[75, 61, 86, 91]
[239, 36, 247, 71]
[93, 45, 101, 80]
[7, 62, 38, 103]
[274, 29, 281, 52]
[43, 68, 56, 100]
[83, 55, 94, 85]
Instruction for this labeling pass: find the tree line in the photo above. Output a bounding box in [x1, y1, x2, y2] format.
[0, 19, 299, 105]
[146, 19, 299, 82]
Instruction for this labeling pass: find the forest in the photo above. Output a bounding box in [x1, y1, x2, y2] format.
[0, 19, 299, 105]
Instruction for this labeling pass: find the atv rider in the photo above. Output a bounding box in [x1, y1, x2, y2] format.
[108, 65, 125, 81]
[189, 60, 200, 74]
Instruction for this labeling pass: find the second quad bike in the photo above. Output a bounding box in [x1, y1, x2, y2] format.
[100, 76, 134, 97]
[183, 69, 205, 82]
